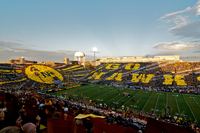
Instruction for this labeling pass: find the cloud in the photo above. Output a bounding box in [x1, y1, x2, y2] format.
[193, 50, 200, 53]
[153, 41, 200, 51]
[151, 41, 200, 60]
[0, 40, 28, 51]
[161, 7, 194, 19]
[0, 40, 92, 62]
[160, 0, 200, 38]
[171, 21, 200, 38]
[196, 0, 200, 15]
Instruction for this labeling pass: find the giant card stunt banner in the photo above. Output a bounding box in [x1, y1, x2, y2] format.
[0, 62, 200, 87]
[0, 64, 85, 85]
[25, 65, 64, 84]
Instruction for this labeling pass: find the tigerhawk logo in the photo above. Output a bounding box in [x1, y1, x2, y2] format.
[25, 65, 63, 84]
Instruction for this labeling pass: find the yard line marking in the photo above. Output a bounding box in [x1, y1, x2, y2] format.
[98, 91, 119, 103]
[141, 93, 153, 112]
[166, 93, 168, 107]
[193, 96, 200, 107]
[89, 86, 113, 99]
[154, 94, 160, 114]
[175, 95, 180, 113]
[183, 95, 197, 122]
[107, 91, 124, 102]
[123, 93, 137, 106]
[115, 95, 129, 106]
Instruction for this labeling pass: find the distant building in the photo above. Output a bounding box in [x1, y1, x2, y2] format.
[40, 57, 71, 67]
[181, 55, 200, 62]
[64, 57, 69, 64]
[9, 57, 37, 64]
[40, 61, 65, 67]
[97, 55, 181, 63]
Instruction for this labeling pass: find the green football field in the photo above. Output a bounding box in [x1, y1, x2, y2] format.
[52, 84, 200, 124]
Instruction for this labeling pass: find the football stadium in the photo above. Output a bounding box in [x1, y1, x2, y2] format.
[0, 56, 200, 133]
[1, 0, 200, 133]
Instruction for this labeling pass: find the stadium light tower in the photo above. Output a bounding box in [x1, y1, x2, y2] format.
[92, 47, 98, 61]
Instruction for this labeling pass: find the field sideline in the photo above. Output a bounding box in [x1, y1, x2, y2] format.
[53, 84, 200, 124]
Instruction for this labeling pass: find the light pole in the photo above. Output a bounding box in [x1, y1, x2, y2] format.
[92, 47, 98, 61]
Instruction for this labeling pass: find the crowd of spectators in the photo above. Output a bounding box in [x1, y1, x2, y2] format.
[0, 83, 147, 133]
[1, 82, 200, 132]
